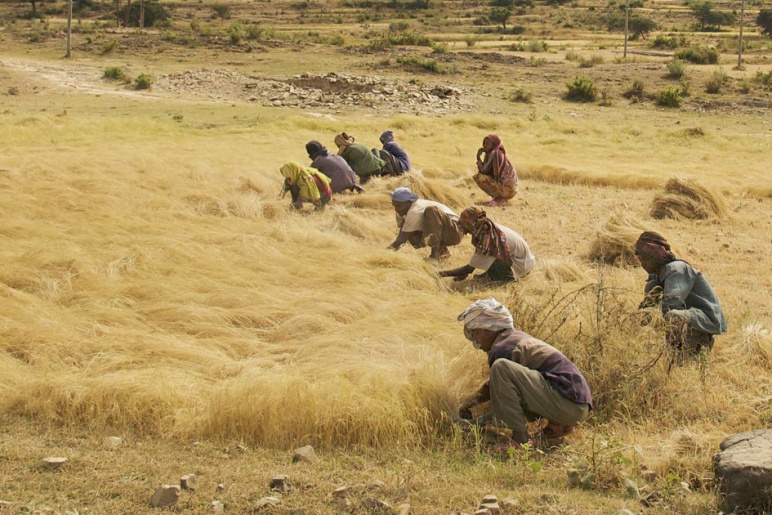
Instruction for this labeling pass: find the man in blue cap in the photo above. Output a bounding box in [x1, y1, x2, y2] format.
[387, 187, 463, 260]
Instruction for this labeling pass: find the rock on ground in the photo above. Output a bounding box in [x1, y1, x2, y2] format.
[714, 428, 772, 512]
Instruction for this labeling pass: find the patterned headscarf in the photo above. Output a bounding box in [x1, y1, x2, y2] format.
[380, 130, 395, 144]
[334, 133, 354, 149]
[279, 162, 330, 201]
[481, 134, 515, 185]
[457, 298, 514, 341]
[459, 207, 510, 265]
[391, 187, 418, 203]
[635, 231, 676, 265]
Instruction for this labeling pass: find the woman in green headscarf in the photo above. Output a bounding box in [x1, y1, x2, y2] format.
[279, 161, 333, 211]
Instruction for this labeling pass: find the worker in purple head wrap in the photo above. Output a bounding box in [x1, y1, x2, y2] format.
[635, 231, 727, 364]
[387, 187, 463, 260]
[379, 130, 412, 176]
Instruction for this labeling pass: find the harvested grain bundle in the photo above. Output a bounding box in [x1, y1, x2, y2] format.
[650, 177, 728, 220]
[381, 174, 469, 210]
[587, 212, 649, 266]
[541, 259, 587, 283]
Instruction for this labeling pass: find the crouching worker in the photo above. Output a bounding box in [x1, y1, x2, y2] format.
[388, 187, 463, 260]
[457, 298, 593, 451]
[379, 130, 411, 176]
[634, 231, 727, 365]
[306, 141, 363, 194]
[279, 162, 333, 211]
[439, 207, 535, 283]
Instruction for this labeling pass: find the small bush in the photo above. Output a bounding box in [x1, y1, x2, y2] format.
[102, 66, 127, 82]
[527, 39, 548, 52]
[666, 58, 686, 79]
[623, 79, 645, 100]
[753, 70, 772, 90]
[579, 55, 604, 68]
[134, 73, 153, 90]
[527, 57, 546, 67]
[508, 87, 533, 103]
[675, 46, 719, 65]
[387, 30, 433, 46]
[565, 76, 598, 102]
[101, 39, 118, 54]
[598, 87, 613, 106]
[705, 69, 729, 94]
[330, 34, 345, 46]
[651, 34, 685, 49]
[395, 56, 445, 73]
[678, 78, 692, 97]
[565, 48, 580, 61]
[739, 78, 753, 94]
[655, 85, 681, 108]
[431, 42, 448, 53]
[465, 35, 477, 48]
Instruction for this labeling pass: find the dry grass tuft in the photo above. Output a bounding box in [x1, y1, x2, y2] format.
[381, 174, 470, 210]
[743, 184, 772, 198]
[541, 259, 587, 283]
[650, 177, 728, 220]
[521, 165, 661, 190]
[731, 323, 772, 369]
[587, 212, 649, 266]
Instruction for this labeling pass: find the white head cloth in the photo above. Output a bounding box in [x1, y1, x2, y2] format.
[457, 298, 514, 331]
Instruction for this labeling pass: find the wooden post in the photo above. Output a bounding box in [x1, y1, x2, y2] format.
[623, 0, 629, 59]
[65, 0, 72, 57]
[737, 0, 745, 68]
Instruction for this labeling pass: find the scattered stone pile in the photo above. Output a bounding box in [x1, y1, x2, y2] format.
[156, 70, 472, 115]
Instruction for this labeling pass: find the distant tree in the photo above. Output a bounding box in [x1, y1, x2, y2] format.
[758, 9, 772, 37]
[629, 16, 658, 39]
[491, 0, 513, 6]
[117, 0, 169, 27]
[688, 1, 735, 31]
[212, 4, 230, 24]
[28, 0, 38, 15]
[489, 7, 512, 30]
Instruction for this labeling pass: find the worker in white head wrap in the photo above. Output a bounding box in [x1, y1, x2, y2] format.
[457, 298, 514, 347]
[456, 298, 593, 453]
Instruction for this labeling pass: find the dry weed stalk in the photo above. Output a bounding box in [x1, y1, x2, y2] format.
[650, 177, 728, 220]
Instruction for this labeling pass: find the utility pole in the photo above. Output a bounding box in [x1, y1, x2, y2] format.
[737, 0, 745, 68]
[623, 0, 629, 59]
[65, 0, 72, 57]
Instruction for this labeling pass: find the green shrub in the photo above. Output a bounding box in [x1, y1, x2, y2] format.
[395, 56, 445, 73]
[678, 78, 692, 97]
[431, 42, 448, 53]
[134, 73, 153, 90]
[508, 87, 533, 103]
[465, 35, 477, 47]
[527, 39, 548, 52]
[527, 57, 546, 67]
[705, 69, 729, 94]
[330, 34, 345, 46]
[565, 48, 580, 61]
[101, 39, 118, 54]
[102, 66, 127, 82]
[211, 4, 230, 22]
[565, 76, 598, 102]
[651, 34, 685, 49]
[623, 79, 645, 100]
[675, 46, 719, 65]
[388, 22, 410, 32]
[598, 87, 613, 106]
[753, 70, 772, 90]
[739, 78, 752, 94]
[666, 58, 686, 79]
[655, 85, 681, 107]
[246, 25, 266, 40]
[388, 30, 433, 46]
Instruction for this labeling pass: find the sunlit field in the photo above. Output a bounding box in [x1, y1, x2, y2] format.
[1, 0, 772, 512]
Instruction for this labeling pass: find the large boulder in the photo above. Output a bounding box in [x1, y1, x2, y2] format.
[714, 429, 772, 511]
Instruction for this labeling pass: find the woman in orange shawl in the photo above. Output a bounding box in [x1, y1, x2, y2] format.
[474, 134, 519, 207]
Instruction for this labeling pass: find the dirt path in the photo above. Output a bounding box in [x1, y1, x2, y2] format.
[0, 56, 172, 100]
